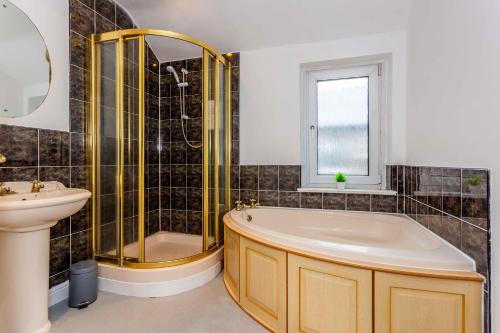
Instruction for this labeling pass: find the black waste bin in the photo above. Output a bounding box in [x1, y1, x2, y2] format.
[68, 260, 98, 309]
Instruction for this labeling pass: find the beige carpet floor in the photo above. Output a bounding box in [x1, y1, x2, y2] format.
[49, 274, 268, 333]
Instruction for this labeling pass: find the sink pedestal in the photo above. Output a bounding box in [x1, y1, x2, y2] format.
[0, 223, 56, 333]
[0, 181, 91, 333]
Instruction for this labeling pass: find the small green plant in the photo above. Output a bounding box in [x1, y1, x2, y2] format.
[335, 172, 347, 183]
[465, 175, 481, 186]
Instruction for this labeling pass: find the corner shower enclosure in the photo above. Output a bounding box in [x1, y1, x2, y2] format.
[88, 29, 232, 268]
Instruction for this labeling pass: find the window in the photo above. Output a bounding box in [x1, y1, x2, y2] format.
[301, 61, 385, 188]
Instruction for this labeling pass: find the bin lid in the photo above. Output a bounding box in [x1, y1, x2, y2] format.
[70, 259, 97, 275]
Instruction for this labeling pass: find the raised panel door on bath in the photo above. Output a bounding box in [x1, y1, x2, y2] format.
[223, 226, 240, 301]
[374, 271, 483, 333]
[240, 237, 287, 333]
[288, 254, 372, 333]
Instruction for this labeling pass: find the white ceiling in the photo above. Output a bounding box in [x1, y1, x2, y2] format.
[117, 0, 413, 62]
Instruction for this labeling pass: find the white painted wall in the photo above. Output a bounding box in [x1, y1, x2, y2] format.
[239, 31, 407, 165]
[406, 0, 500, 330]
[0, 0, 69, 131]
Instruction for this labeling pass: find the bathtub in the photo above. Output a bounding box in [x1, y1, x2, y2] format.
[226, 207, 475, 272]
[223, 207, 483, 333]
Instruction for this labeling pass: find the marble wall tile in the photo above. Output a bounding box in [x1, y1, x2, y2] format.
[51, 218, 71, 239]
[371, 195, 397, 213]
[240, 165, 258, 190]
[0, 124, 38, 167]
[50, 236, 70, 276]
[346, 194, 370, 211]
[172, 210, 187, 233]
[39, 130, 70, 166]
[71, 230, 91, 263]
[278, 165, 300, 191]
[323, 193, 346, 210]
[300, 192, 322, 209]
[258, 191, 279, 207]
[278, 191, 300, 208]
[69, 0, 95, 37]
[240, 189, 258, 203]
[95, 0, 115, 23]
[187, 211, 202, 235]
[259, 165, 279, 190]
[39, 167, 70, 187]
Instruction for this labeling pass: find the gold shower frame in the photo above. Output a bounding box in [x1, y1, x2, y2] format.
[89, 29, 232, 268]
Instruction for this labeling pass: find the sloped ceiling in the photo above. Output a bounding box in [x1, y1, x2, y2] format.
[117, 0, 413, 62]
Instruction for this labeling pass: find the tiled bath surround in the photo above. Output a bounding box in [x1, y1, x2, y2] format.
[231, 163, 490, 330]
[389, 165, 491, 332]
[387, 165, 490, 280]
[232, 165, 489, 280]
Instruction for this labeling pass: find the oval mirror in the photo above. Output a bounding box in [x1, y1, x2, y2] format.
[0, 0, 51, 118]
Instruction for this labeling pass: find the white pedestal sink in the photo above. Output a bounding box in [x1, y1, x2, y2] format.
[0, 181, 91, 333]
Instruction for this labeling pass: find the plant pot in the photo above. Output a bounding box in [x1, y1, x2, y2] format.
[337, 182, 346, 190]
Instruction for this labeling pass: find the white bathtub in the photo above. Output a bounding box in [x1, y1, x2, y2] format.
[226, 207, 476, 272]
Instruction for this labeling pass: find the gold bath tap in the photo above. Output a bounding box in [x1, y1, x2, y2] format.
[249, 198, 259, 209]
[31, 180, 45, 193]
[235, 200, 245, 211]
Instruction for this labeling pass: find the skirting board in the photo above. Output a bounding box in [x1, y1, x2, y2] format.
[49, 281, 69, 307]
[98, 261, 222, 297]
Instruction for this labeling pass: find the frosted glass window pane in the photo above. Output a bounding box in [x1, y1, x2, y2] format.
[317, 77, 369, 176]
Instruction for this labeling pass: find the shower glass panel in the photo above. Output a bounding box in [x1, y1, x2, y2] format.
[91, 29, 231, 269]
[95, 41, 118, 258]
[218, 61, 228, 243]
[122, 38, 140, 260]
[205, 52, 217, 250]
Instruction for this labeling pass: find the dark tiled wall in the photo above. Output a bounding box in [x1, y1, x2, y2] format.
[387, 165, 491, 331]
[0, 0, 124, 288]
[158, 57, 204, 235]
[231, 165, 401, 214]
[157, 53, 240, 236]
[70, 0, 137, 253]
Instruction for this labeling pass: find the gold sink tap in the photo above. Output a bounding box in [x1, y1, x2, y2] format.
[0, 182, 11, 196]
[31, 180, 45, 193]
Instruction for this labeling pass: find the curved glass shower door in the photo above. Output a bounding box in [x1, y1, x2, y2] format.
[90, 29, 232, 268]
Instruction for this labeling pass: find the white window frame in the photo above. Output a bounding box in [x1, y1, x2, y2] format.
[300, 56, 389, 189]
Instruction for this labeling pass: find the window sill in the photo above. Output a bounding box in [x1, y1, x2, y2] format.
[297, 187, 397, 196]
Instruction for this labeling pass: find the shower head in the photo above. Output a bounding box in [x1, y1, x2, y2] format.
[166, 65, 180, 84]
[181, 68, 189, 75]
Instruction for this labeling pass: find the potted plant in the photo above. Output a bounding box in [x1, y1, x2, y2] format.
[465, 175, 482, 194]
[335, 172, 347, 190]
